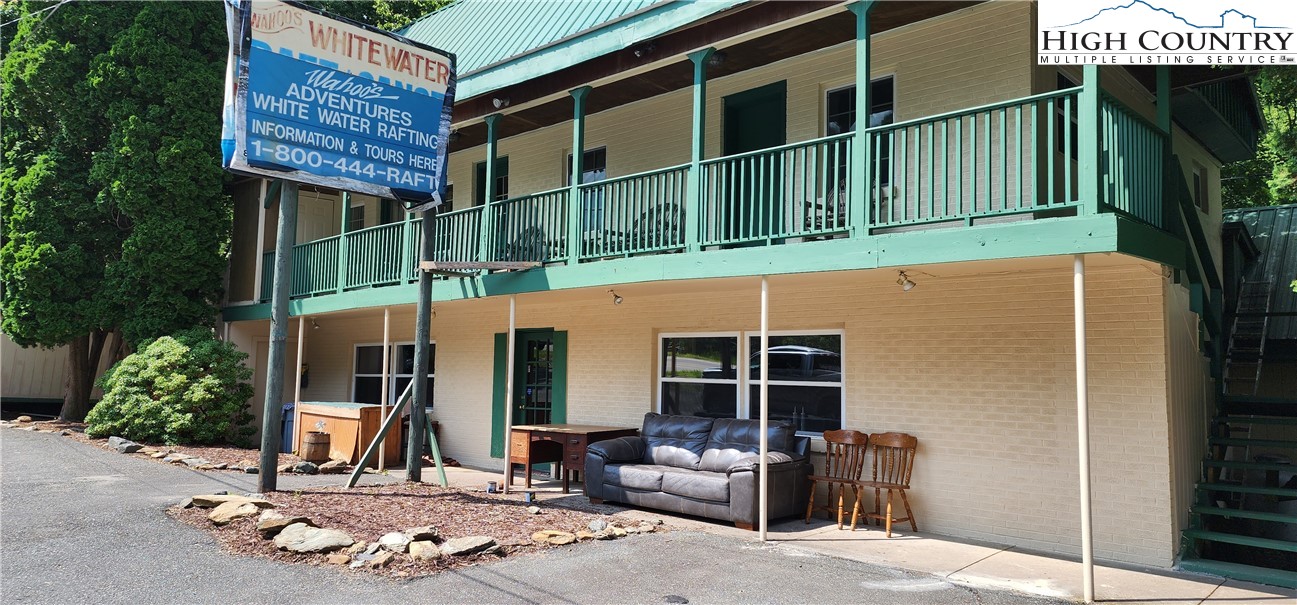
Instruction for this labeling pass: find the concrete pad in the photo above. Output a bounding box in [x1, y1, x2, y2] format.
[1206, 578, 1297, 604]
[949, 548, 1222, 602]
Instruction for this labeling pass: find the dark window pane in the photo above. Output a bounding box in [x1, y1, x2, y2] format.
[661, 337, 738, 379]
[354, 376, 383, 405]
[355, 346, 384, 375]
[396, 343, 435, 375]
[748, 335, 842, 382]
[661, 382, 737, 419]
[749, 385, 842, 433]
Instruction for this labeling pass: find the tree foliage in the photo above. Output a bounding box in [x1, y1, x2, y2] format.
[300, 0, 447, 32]
[86, 328, 255, 446]
[1222, 67, 1297, 208]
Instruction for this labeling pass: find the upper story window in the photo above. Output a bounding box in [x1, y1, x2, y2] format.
[568, 147, 608, 230]
[348, 203, 366, 231]
[827, 77, 894, 185]
[1193, 162, 1209, 213]
[474, 157, 509, 206]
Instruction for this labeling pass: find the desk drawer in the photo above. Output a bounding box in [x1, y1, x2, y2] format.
[509, 433, 530, 458]
[564, 446, 585, 465]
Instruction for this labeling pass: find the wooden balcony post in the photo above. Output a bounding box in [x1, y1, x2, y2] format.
[567, 86, 591, 265]
[685, 48, 714, 253]
[478, 114, 502, 263]
[1078, 64, 1102, 215]
[336, 192, 350, 293]
[847, 1, 875, 236]
[400, 205, 415, 282]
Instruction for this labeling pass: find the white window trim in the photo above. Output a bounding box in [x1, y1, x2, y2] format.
[350, 341, 436, 405]
[657, 329, 846, 434]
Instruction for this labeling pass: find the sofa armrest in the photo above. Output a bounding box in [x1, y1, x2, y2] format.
[587, 436, 646, 463]
[727, 453, 810, 526]
[725, 451, 801, 475]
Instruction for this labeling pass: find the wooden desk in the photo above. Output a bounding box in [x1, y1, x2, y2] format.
[509, 424, 639, 493]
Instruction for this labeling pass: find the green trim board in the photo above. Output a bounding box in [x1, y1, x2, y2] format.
[490, 332, 507, 458]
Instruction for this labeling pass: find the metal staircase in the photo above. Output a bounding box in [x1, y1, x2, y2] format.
[1223, 280, 1273, 396]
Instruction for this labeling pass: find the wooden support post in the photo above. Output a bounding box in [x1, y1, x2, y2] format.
[1078, 65, 1102, 216]
[685, 48, 714, 253]
[292, 315, 305, 452]
[758, 275, 770, 542]
[847, 1, 875, 235]
[258, 180, 298, 493]
[501, 295, 517, 494]
[336, 192, 350, 293]
[567, 87, 591, 265]
[408, 205, 437, 481]
[379, 306, 390, 471]
[478, 114, 502, 263]
[253, 180, 268, 302]
[1074, 254, 1095, 604]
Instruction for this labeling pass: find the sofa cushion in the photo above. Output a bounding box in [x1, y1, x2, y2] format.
[640, 413, 714, 470]
[603, 464, 674, 491]
[698, 418, 796, 473]
[661, 469, 730, 503]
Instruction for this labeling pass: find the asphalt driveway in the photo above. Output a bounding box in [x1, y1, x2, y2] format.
[0, 428, 1066, 605]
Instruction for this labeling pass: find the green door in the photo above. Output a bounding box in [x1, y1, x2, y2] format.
[490, 330, 568, 458]
[723, 81, 786, 243]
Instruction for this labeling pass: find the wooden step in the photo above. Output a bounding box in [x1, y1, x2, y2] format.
[1216, 416, 1297, 427]
[1209, 437, 1297, 449]
[1182, 529, 1297, 553]
[1204, 459, 1294, 473]
[1197, 482, 1297, 498]
[1192, 505, 1297, 524]
[1179, 557, 1297, 589]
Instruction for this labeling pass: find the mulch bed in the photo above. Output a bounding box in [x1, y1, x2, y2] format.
[17, 419, 302, 468]
[169, 482, 632, 577]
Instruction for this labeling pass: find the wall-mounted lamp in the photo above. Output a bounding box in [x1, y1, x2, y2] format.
[707, 50, 727, 68]
[897, 271, 917, 292]
[448, 129, 461, 144]
[632, 42, 656, 58]
[609, 289, 623, 305]
[492, 96, 510, 109]
[311, 318, 321, 329]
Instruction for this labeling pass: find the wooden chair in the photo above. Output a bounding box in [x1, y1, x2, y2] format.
[857, 432, 918, 537]
[804, 430, 870, 530]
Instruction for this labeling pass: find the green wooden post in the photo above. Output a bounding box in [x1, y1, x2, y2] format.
[685, 48, 714, 253]
[478, 114, 502, 263]
[336, 192, 350, 293]
[1078, 65, 1102, 215]
[258, 180, 298, 493]
[847, 1, 875, 236]
[1156, 66, 1172, 232]
[400, 206, 415, 282]
[567, 86, 591, 265]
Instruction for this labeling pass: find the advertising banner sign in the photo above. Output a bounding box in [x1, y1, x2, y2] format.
[222, 0, 455, 210]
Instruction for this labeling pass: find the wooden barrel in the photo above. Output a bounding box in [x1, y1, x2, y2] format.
[300, 431, 330, 463]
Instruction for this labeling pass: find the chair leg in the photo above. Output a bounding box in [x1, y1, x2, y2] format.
[899, 488, 917, 532]
[804, 479, 817, 524]
[884, 489, 894, 538]
[874, 487, 882, 527]
[835, 483, 846, 530]
[848, 485, 862, 531]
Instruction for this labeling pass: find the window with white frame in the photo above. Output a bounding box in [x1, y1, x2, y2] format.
[353, 342, 435, 407]
[658, 331, 844, 434]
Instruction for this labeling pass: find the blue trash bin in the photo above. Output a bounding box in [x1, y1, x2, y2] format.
[280, 403, 295, 453]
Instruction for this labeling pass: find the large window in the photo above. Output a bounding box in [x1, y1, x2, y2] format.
[567, 147, 607, 230]
[658, 331, 844, 434]
[473, 157, 509, 206]
[826, 77, 894, 185]
[353, 342, 435, 407]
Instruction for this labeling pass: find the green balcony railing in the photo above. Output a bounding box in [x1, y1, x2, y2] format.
[867, 88, 1082, 229]
[260, 251, 273, 302]
[578, 164, 689, 260]
[434, 205, 484, 264]
[345, 222, 405, 289]
[290, 236, 339, 297]
[486, 187, 568, 263]
[1100, 95, 1165, 229]
[699, 133, 854, 247]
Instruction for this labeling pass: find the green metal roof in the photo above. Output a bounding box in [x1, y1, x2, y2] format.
[402, 0, 747, 100]
[1225, 203, 1297, 340]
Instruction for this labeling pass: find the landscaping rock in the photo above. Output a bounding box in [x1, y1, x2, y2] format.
[531, 530, 576, 546]
[403, 525, 440, 542]
[408, 540, 442, 561]
[526, 506, 541, 515]
[58, 429, 70, 436]
[318, 460, 348, 474]
[191, 494, 272, 508]
[108, 437, 143, 454]
[150, 452, 168, 459]
[587, 519, 608, 532]
[326, 554, 351, 565]
[346, 541, 368, 555]
[15, 416, 32, 423]
[610, 525, 628, 538]
[209, 501, 262, 525]
[273, 523, 354, 553]
[256, 510, 314, 537]
[364, 542, 383, 555]
[625, 524, 645, 534]
[378, 532, 411, 553]
[277, 463, 295, 473]
[482, 544, 505, 556]
[576, 530, 596, 541]
[211, 462, 228, 470]
[182, 457, 213, 468]
[291, 461, 319, 475]
[243, 466, 258, 474]
[440, 536, 496, 556]
[367, 551, 395, 568]
[593, 529, 615, 540]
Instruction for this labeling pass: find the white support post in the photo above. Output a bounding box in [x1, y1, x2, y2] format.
[501, 295, 517, 494]
[252, 179, 268, 302]
[1074, 254, 1095, 603]
[759, 275, 770, 541]
[293, 315, 306, 452]
[379, 307, 391, 471]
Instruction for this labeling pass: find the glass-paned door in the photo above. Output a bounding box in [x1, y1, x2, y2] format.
[514, 330, 556, 426]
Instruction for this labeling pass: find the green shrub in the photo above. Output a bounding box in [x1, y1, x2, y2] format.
[86, 328, 256, 446]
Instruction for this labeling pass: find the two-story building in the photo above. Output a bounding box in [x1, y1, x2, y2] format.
[219, 0, 1289, 586]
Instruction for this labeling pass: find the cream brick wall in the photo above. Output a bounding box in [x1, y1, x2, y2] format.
[1163, 279, 1212, 552]
[244, 255, 1185, 568]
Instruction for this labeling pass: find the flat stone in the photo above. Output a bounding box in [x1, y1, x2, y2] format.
[243, 466, 258, 474]
[440, 536, 496, 556]
[364, 542, 383, 555]
[349, 553, 375, 568]
[481, 544, 505, 556]
[273, 523, 354, 553]
[150, 452, 168, 459]
[587, 519, 608, 532]
[191, 494, 273, 509]
[367, 551, 395, 568]
[346, 541, 368, 555]
[638, 523, 656, 533]
[403, 525, 440, 542]
[530, 530, 576, 545]
[256, 510, 314, 537]
[58, 429, 70, 436]
[408, 540, 442, 560]
[575, 530, 596, 541]
[178, 497, 194, 509]
[182, 457, 212, 468]
[326, 554, 351, 565]
[317, 460, 348, 474]
[526, 506, 541, 515]
[277, 463, 294, 473]
[610, 526, 627, 538]
[378, 532, 411, 553]
[290, 461, 319, 475]
[15, 416, 32, 423]
[108, 436, 143, 454]
[593, 529, 615, 540]
[625, 524, 645, 534]
[209, 501, 261, 525]
[211, 462, 228, 470]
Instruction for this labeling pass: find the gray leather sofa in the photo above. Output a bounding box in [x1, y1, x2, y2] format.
[584, 413, 810, 529]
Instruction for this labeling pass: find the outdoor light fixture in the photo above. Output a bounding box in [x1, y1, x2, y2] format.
[897, 271, 917, 292]
[448, 129, 461, 144]
[609, 290, 623, 305]
[632, 42, 656, 58]
[707, 50, 727, 67]
[311, 318, 320, 329]
[492, 96, 510, 109]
